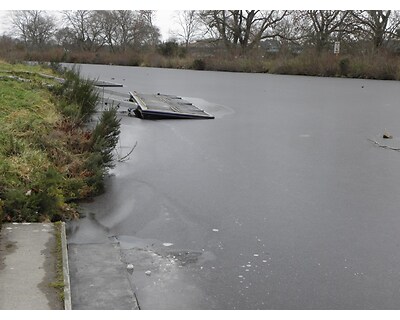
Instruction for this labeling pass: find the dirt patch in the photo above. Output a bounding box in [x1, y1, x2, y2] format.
[37, 229, 63, 310]
[0, 230, 17, 271]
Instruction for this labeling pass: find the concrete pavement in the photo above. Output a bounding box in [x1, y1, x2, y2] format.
[68, 242, 139, 310]
[1, 220, 139, 310]
[0, 223, 63, 310]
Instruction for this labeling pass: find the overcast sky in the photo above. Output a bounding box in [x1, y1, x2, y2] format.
[1, 1, 399, 40]
[0, 10, 178, 41]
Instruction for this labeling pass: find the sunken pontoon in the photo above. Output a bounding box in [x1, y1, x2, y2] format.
[94, 79, 214, 120]
[129, 91, 214, 120]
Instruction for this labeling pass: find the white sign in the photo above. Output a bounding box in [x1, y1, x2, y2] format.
[334, 41, 340, 54]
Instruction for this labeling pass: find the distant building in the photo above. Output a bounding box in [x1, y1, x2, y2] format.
[260, 39, 303, 54]
[260, 39, 281, 53]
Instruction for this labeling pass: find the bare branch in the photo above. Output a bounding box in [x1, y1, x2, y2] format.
[368, 139, 400, 151]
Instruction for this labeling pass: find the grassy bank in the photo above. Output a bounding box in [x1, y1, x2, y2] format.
[0, 61, 120, 227]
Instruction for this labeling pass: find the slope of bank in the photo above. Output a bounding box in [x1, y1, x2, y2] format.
[0, 60, 120, 228]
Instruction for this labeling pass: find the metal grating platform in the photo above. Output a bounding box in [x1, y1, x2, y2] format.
[95, 87, 214, 120]
[129, 91, 214, 120]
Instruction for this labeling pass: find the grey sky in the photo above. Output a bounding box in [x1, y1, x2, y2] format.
[0, 10, 178, 40]
[2, 2, 398, 39]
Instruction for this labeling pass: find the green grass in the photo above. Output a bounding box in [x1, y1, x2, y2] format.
[0, 63, 62, 222]
[50, 221, 65, 305]
[0, 61, 120, 225]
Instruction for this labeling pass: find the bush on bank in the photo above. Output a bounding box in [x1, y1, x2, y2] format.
[2, 43, 400, 81]
[51, 67, 100, 123]
[0, 61, 120, 225]
[266, 50, 400, 80]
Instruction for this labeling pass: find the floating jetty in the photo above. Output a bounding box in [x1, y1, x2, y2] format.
[94, 80, 123, 88]
[129, 91, 214, 120]
[93, 78, 214, 120]
[97, 88, 134, 110]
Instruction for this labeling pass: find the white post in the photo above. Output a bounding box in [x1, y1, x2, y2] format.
[334, 41, 340, 55]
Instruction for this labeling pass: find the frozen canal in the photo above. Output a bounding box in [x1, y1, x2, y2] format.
[67, 64, 400, 309]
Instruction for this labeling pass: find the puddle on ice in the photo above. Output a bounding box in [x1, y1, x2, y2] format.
[181, 96, 234, 119]
[120, 244, 208, 309]
[162, 243, 174, 247]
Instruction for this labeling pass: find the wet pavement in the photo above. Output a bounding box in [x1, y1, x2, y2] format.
[0, 223, 62, 310]
[68, 241, 138, 310]
[67, 64, 400, 309]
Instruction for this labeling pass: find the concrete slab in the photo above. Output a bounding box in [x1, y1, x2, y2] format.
[68, 242, 139, 310]
[0, 223, 63, 310]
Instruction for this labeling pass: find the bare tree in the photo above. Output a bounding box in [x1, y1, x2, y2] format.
[136, 10, 161, 46]
[111, 10, 160, 50]
[172, 10, 203, 48]
[351, 10, 400, 49]
[114, 10, 161, 48]
[61, 10, 160, 52]
[10, 10, 56, 49]
[62, 10, 104, 51]
[114, 10, 136, 51]
[54, 27, 75, 48]
[272, 11, 305, 42]
[200, 10, 288, 52]
[301, 10, 351, 51]
[94, 11, 119, 52]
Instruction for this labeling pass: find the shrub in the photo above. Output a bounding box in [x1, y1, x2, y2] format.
[2, 189, 32, 221]
[50, 61, 66, 74]
[349, 59, 369, 78]
[192, 58, 206, 70]
[31, 167, 65, 220]
[373, 60, 398, 80]
[52, 67, 99, 123]
[2, 167, 64, 222]
[90, 108, 120, 168]
[158, 41, 187, 58]
[348, 54, 399, 80]
[85, 107, 121, 194]
[339, 58, 350, 76]
[319, 55, 339, 77]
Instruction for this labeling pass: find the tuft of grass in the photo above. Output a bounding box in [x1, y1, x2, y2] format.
[49, 221, 65, 305]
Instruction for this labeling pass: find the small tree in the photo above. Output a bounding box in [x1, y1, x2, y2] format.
[172, 10, 203, 48]
[52, 67, 99, 123]
[86, 108, 121, 193]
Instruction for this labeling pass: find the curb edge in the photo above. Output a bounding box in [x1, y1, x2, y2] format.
[61, 222, 72, 310]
